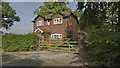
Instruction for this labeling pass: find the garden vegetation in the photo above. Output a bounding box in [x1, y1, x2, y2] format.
[2, 33, 37, 52]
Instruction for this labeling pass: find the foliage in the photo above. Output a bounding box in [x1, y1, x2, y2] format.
[77, 2, 119, 31]
[0, 34, 2, 49]
[1, 2, 20, 29]
[2, 33, 37, 52]
[67, 31, 73, 38]
[0, 2, 2, 28]
[77, 2, 120, 65]
[34, 2, 71, 16]
[86, 30, 120, 65]
[73, 9, 83, 30]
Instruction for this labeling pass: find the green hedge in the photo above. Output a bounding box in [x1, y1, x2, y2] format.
[86, 30, 120, 66]
[2, 33, 38, 52]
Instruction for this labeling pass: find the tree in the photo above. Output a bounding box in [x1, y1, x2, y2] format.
[73, 9, 83, 30]
[77, 2, 120, 65]
[77, 2, 119, 32]
[1, 2, 20, 30]
[34, 2, 71, 16]
[0, 2, 2, 28]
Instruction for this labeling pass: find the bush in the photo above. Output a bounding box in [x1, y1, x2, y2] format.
[86, 30, 120, 66]
[2, 33, 38, 52]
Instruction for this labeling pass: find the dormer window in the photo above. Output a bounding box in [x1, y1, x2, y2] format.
[53, 18, 62, 24]
[37, 21, 43, 26]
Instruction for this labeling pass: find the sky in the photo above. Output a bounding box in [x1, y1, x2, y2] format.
[4, 2, 77, 34]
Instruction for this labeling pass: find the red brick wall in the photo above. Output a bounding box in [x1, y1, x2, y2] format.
[69, 15, 78, 40]
[51, 14, 66, 38]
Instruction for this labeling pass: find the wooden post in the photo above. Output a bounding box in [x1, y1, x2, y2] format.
[68, 42, 71, 52]
[48, 37, 51, 50]
[38, 34, 41, 50]
[36, 33, 42, 50]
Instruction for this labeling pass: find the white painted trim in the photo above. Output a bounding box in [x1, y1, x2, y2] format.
[53, 18, 62, 24]
[37, 21, 43, 26]
[51, 34, 62, 39]
[34, 28, 43, 33]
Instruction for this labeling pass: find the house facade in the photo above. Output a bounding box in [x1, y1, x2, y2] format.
[33, 11, 78, 42]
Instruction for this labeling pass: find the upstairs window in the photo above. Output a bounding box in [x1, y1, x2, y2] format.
[53, 18, 62, 24]
[37, 21, 43, 26]
[51, 34, 62, 39]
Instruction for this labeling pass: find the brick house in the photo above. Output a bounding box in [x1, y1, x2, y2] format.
[33, 11, 78, 42]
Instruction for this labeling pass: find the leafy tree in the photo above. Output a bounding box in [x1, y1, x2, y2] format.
[77, 2, 120, 65]
[77, 2, 119, 32]
[73, 9, 83, 30]
[1, 2, 20, 30]
[34, 2, 71, 16]
[78, 2, 107, 31]
[0, 2, 2, 28]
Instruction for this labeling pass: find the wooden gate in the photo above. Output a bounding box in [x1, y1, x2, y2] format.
[49, 39, 78, 53]
[37, 36, 79, 53]
[36, 31, 86, 53]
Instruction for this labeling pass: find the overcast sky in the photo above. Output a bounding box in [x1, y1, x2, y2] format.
[6, 2, 77, 34]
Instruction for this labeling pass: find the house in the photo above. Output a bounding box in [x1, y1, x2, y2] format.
[33, 11, 78, 42]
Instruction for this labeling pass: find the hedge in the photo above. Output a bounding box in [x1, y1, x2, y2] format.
[2, 33, 38, 52]
[86, 30, 120, 66]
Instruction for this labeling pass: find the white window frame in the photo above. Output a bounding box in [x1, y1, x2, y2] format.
[51, 34, 62, 39]
[37, 21, 43, 26]
[53, 18, 62, 24]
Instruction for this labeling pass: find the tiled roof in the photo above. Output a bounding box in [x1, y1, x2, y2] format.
[33, 11, 77, 22]
[44, 14, 53, 19]
[60, 11, 71, 17]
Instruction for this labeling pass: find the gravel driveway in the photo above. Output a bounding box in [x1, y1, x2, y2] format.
[2, 51, 83, 66]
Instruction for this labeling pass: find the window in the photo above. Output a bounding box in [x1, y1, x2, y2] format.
[53, 18, 62, 24]
[51, 34, 62, 39]
[37, 21, 43, 26]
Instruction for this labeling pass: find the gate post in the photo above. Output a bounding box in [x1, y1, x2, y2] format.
[36, 32, 43, 50]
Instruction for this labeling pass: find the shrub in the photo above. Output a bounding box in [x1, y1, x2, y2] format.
[86, 30, 120, 66]
[2, 33, 37, 52]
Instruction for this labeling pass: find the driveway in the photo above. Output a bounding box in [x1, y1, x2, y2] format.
[2, 51, 83, 66]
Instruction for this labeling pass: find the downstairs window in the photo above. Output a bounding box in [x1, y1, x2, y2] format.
[51, 34, 62, 39]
